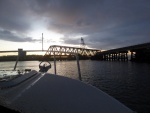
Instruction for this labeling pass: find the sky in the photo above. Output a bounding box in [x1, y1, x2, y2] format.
[0, 0, 150, 52]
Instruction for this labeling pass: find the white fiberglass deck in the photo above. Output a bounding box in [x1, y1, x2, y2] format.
[0, 71, 135, 113]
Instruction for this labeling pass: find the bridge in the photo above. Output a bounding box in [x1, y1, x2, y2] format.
[1, 42, 150, 62]
[0, 50, 47, 53]
[0, 45, 100, 57]
[0, 37, 100, 57]
[94, 42, 150, 62]
[44, 45, 100, 56]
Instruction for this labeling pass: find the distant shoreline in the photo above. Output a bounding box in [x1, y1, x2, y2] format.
[0, 55, 90, 61]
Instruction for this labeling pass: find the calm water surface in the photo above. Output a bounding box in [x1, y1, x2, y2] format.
[0, 60, 150, 113]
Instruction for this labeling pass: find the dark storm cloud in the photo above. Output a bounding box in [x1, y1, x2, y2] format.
[86, 19, 150, 49]
[0, 0, 150, 49]
[0, 0, 35, 42]
[0, 29, 39, 42]
[29, 0, 150, 49]
[0, 0, 32, 32]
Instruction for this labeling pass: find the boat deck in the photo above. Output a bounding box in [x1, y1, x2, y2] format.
[0, 71, 135, 113]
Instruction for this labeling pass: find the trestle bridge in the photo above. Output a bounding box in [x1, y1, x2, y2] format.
[44, 45, 100, 56]
[94, 42, 150, 62]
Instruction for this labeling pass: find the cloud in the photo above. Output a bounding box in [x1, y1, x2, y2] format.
[0, 0, 32, 32]
[0, 0, 150, 49]
[0, 29, 39, 42]
[29, 0, 150, 49]
[0, 0, 42, 42]
[85, 19, 150, 49]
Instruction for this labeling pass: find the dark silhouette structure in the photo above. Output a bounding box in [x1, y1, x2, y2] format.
[92, 42, 150, 62]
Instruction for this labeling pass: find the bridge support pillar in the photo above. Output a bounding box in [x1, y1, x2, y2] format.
[115, 53, 117, 60]
[131, 52, 135, 61]
[118, 53, 121, 61]
[113, 54, 115, 60]
[125, 52, 128, 61]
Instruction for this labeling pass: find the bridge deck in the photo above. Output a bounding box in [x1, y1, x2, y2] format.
[102, 42, 150, 53]
[0, 50, 47, 53]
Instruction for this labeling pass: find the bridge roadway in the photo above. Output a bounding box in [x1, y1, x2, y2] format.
[0, 50, 47, 53]
[96, 42, 150, 62]
[102, 42, 150, 53]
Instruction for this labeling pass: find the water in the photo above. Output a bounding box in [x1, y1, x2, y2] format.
[0, 60, 150, 113]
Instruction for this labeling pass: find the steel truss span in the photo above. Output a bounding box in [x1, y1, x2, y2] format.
[45, 45, 100, 56]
